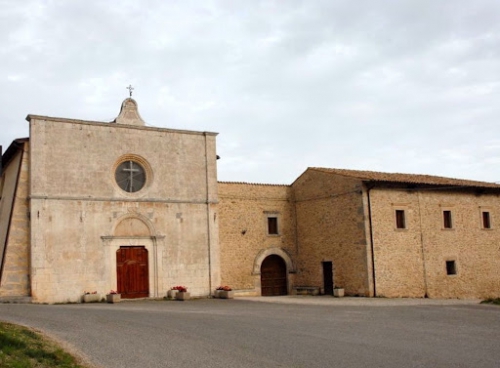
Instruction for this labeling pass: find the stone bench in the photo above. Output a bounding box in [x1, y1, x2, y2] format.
[292, 286, 320, 296]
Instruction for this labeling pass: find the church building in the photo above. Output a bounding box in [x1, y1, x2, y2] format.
[0, 98, 219, 303]
[1, 99, 499, 303]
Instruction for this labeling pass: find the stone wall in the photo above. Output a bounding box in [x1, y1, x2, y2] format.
[370, 187, 500, 299]
[368, 188, 427, 297]
[293, 170, 372, 296]
[28, 118, 217, 202]
[0, 142, 30, 297]
[218, 182, 296, 295]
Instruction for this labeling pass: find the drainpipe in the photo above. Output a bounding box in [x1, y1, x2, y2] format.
[416, 191, 429, 298]
[291, 190, 299, 294]
[203, 133, 212, 295]
[366, 185, 377, 297]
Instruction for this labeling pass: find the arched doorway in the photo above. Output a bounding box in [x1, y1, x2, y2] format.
[260, 255, 287, 296]
[116, 246, 149, 298]
[112, 215, 152, 299]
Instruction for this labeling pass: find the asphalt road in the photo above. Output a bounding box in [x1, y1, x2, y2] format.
[0, 297, 498, 368]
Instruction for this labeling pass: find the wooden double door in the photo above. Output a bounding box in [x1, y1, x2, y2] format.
[116, 246, 149, 299]
[260, 255, 287, 296]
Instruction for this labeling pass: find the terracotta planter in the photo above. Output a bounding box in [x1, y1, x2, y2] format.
[333, 288, 344, 297]
[106, 294, 121, 303]
[218, 290, 234, 299]
[167, 290, 179, 299]
[82, 294, 101, 303]
[175, 292, 190, 301]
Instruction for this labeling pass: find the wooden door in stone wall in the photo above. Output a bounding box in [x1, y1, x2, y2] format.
[261, 255, 287, 296]
[116, 246, 149, 298]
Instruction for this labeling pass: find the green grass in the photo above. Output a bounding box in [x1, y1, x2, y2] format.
[0, 321, 88, 368]
[480, 298, 500, 306]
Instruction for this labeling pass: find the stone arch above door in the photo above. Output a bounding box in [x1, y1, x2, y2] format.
[252, 247, 295, 275]
[113, 213, 155, 237]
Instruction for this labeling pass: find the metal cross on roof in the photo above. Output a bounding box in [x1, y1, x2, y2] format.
[126, 84, 134, 97]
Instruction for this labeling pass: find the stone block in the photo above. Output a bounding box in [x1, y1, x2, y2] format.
[82, 293, 101, 303]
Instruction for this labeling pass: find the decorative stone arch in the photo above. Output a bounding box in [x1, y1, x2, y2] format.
[252, 247, 295, 275]
[102, 212, 164, 299]
[251, 247, 295, 296]
[112, 213, 156, 237]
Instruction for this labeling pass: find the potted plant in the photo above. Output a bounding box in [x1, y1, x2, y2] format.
[106, 290, 121, 303]
[216, 286, 234, 299]
[173, 286, 190, 301]
[82, 291, 101, 303]
[333, 286, 344, 297]
[167, 288, 179, 299]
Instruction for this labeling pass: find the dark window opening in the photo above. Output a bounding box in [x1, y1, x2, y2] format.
[443, 210, 453, 229]
[482, 212, 491, 229]
[267, 217, 278, 235]
[446, 260, 456, 275]
[395, 210, 406, 229]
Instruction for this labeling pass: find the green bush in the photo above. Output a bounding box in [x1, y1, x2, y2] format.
[480, 298, 500, 305]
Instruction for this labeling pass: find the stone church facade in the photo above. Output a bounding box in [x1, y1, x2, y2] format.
[0, 99, 219, 303]
[1, 100, 499, 303]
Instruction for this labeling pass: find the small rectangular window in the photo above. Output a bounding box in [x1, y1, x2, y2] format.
[267, 217, 278, 235]
[446, 260, 456, 275]
[395, 210, 406, 229]
[443, 210, 453, 229]
[482, 211, 491, 229]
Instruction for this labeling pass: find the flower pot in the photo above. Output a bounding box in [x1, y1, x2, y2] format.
[167, 290, 179, 299]
[82, 294, 101, 303]
[106, 294, 121, 303]
[213, 290, 222, 298]
[175, 291, 190, 301]
[218, 290, 234, 299]
[333, 288, 344, 297]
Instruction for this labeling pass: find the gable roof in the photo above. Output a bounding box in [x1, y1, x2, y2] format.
[309, 167, 500, 189]
[1, 138, 29, 169]
[218, 181, 290, 187]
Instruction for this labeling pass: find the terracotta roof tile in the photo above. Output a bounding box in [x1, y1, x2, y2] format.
[309, 167, 500, 189]
[218, 181, 290, 187]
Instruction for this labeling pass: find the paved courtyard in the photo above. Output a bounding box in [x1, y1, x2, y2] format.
[0, 297, 498, 368]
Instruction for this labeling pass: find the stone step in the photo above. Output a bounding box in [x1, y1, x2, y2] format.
[0, 296, 32, 304]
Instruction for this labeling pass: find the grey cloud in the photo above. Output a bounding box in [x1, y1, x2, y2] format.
[1, 0, 499, 183]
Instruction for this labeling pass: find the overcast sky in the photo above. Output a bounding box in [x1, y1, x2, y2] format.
[1, 1, 499, 184]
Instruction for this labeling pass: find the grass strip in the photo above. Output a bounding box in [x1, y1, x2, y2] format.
[0, 321, 88, 368]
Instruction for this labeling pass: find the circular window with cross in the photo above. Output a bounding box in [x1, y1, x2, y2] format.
[113, 155, 152, 194]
